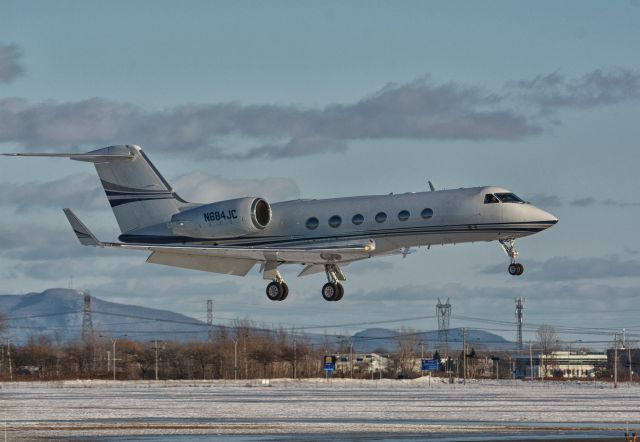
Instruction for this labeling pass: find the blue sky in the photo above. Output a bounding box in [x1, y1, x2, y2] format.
[1, 1, 640, 348]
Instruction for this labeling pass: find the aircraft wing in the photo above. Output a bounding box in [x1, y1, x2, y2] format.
[64, 208, 375, 276]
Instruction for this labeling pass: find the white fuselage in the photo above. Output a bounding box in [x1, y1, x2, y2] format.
[124, 186, 557, 257]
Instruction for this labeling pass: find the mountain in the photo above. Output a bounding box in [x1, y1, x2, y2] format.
[0, 289, 515, 352]
[0, 288, 208, 344]
[350, 327, 514, 354]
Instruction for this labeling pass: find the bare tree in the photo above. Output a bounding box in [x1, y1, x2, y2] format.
[536, 325, 559, 376]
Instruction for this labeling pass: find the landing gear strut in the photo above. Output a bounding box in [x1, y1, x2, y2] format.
[500, 239, 524, 276]
[322, 264, 345, 301]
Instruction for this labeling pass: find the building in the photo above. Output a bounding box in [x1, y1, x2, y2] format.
[334, 353, 390, 374]
[515, 351, 607, 378]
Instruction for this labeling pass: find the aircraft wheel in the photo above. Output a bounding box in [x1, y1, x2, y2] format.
[279, 282, 289, 301]
[266, 281, 284, 301]
[334, 283, 344, 301]
[508, 263, 524, 276]
[322, 282, 339, 301]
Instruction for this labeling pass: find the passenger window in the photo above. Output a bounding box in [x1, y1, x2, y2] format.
[328, 215, 342, 228]
[398, 210, 410, 221]
[352, 214, 364, 225]
[375, 212, 387, 223]
[306, 217, 319, 230]
[484, 194, 499, 204]
[421, 208, 433, 219]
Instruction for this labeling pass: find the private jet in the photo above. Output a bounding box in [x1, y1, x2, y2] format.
[4, 145, 558, 301]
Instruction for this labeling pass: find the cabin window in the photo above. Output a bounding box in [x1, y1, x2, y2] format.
[496, 192, 524, 203]
[306, 217, 319, 230]
[375, 212, 387, 223]
[352, 214, 364, 225]
[484, 194, 499, 204]
[421, 208, 433, 219]
[398, 210, 410, 221]
[328, 215, 342, 228]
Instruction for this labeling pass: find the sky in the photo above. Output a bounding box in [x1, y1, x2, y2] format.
[1, 0, 640, 349]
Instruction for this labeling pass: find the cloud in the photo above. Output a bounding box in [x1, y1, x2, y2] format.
[0, 76, 540, 157]
[0, 174, 106, 212]
[2, 70, 639, 159]
[509, 69, 640, 109]
[570, 197, 597, 207]
[172, 172, 300, 203]
[0, 43, 25, 83]
[527, 193, 563, 208]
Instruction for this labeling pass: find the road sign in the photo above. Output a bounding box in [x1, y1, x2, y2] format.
[323, 355, 336, 371]
[421, 358, 439, 371]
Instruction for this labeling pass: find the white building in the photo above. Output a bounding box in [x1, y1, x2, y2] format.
[516, 351, 607, 378]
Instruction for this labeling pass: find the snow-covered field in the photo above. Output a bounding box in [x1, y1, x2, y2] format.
[1, 377, 639, 440]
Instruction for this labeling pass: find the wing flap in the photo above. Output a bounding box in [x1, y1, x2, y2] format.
[147, 252, 256, 276]
[118, 238, 376, 264]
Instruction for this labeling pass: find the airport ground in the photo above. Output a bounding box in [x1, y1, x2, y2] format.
[0, 377, 638, 441]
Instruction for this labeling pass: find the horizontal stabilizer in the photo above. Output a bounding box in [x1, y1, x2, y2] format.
[2, 152, 133, 162]
[63, 208, 102, 246]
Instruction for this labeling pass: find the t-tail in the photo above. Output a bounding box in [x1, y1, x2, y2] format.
[3, 145, 189, 233]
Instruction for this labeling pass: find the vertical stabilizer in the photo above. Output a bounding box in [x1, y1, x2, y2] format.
[73, 145, 188, 233]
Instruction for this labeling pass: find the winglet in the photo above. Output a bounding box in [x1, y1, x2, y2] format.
[63, 208, 103, 246]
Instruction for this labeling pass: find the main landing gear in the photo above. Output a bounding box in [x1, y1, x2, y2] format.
[262, 263, 347, 302]
[322, 264, 346, 301]
[265, 280, 289, 301]
[500, 238, 524, 276]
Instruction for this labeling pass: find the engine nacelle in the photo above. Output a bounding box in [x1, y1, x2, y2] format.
[170, 197, 271, 239]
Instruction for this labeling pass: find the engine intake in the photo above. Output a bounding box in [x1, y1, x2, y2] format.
[170, 197, 272, 239]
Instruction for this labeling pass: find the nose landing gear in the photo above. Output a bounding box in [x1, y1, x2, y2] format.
[500, 239, 524, 276]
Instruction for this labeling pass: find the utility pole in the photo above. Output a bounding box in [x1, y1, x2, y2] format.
[293, 339, 297, 379]
[515, 298, 524, 352]
[462, 328, 467, 385]
[350, 341, 353, 379]
[6, 336, 12, 382]
[529, 342, 533, 381]
[207, 300, 214, 340]
[154, 340, 160, 381]
[629, 343, 633, 383]
[233, 338, 239, 381]
[614, 333, 618, 389]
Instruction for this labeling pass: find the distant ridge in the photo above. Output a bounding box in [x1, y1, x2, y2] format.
[0, 289, 514, 351]
[0, 288, 208, 344]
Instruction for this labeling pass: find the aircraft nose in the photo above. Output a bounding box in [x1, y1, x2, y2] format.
[536, 207, 558, 228]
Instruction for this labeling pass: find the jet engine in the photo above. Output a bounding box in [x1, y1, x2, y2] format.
[170, 197, 272, 239]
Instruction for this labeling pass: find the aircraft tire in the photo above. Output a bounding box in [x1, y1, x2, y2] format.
[508, 264, 519, 276]
[266, 281, 283, 301]
[322, 282, 339, 301]
[279, 282, 289, 301]
[516, 263, 524, 275]
[335, 283, 344, 301]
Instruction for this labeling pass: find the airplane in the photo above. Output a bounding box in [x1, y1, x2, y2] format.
[3, 144, 558, 302]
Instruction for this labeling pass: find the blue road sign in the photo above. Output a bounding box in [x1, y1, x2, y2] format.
[421, 358, 439, 371]
[323, 355, 336, 371]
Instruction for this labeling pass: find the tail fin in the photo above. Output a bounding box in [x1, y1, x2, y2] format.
[82, 145, 188, 233]
[5, 145, 189, 233]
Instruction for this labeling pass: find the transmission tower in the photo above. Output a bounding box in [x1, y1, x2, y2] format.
[515, 297, 525, 352]
[207, 299, 214, 340]
[436, 298, 451, 356]
[82, 292, 94, 342]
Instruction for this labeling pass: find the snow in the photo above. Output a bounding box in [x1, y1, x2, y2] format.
[0, 378, 639, 440]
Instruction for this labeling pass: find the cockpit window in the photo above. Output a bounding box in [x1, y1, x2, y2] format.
[496, 193, 524, 203]
[484, 194, 499, 204]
